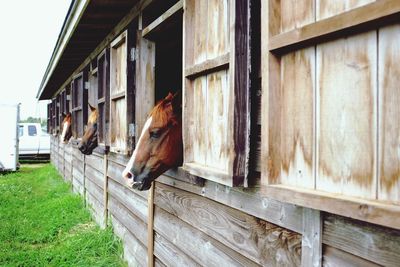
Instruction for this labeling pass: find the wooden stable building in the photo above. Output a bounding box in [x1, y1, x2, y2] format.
[38, 0, 400, 266]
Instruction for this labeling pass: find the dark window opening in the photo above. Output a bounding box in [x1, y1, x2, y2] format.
[142, 0, 180, 29]
[152, 11, 183, 103]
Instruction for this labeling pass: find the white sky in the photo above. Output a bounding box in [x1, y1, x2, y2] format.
[0, 0, 71, 120]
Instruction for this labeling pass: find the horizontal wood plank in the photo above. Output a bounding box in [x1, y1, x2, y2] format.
[323, 214, 400, 266]
[185, 53, 230, 79]
[85, 164, 104, 189]
[157, 175, 303, 233]
[85, 154, 103, 172]
[154, 232, 199, 267]
[262, 184, 400, 230]
[323, 245, 379, 267]
[111, 215, 147, 267]
[183, 162, 233, 187]
[109, 195, 197, 267]
[108, 179, 148, 223]
[109, 195, 147, 245]
[107, 159, 148, 200]
[269, 0, 400, 53]
[85, 177, 104, 204]
[155, 183, 301, 266]
[86, 191, 105, 228]
[154, 206, 259, 267]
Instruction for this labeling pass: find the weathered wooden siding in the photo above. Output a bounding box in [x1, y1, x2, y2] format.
[262, 0, 400, 213]
[110, 32, 128, 154]
[183, 0, 236, 186]
[378, 24, 400, 203]
[51, 135, 400, 267]
[50, 137, 304, 266]
[45, 0, 400, 266]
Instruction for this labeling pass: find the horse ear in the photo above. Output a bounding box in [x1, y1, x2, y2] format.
[62, 111, 67, 117]
[89, 103, 96, 112]
[165, 92, 174, 101]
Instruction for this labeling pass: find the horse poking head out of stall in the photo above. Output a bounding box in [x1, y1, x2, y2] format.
[122, 92, 182, 191]
[60, 112, 72, 143]
[78, 104, 98, 155]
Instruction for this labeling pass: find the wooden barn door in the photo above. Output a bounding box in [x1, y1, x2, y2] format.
[109, 22, 137, 155]
[135, 30, 155, 141]
[183, 0, 250, 187]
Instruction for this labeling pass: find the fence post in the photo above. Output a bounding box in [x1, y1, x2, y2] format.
[103, 154, 109, 227]
[147, 181, 155, 267]
[83, 155, 86, 206]
[301, 208, 323, 267]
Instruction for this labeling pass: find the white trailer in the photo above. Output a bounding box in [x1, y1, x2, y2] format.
[0, 103, 20, 171]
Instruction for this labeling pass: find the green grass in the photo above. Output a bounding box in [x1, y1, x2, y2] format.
[0, 164, 127, 267]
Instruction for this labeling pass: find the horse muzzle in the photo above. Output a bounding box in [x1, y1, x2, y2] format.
[123, 169, 152, 191]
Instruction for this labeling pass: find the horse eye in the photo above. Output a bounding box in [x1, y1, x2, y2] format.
[150, 129, 161, 139]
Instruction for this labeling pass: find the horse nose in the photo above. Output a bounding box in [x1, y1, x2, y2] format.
[122, 169, 135, 187]
[124, 171, 132, 179]
[78, 143, 86, 152]
[122, 168, 133, 180]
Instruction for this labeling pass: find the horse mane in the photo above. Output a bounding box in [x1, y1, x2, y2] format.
[149, 93, 179, 128]
[88, 108, 98, 124]
[63, 112, 71, 122]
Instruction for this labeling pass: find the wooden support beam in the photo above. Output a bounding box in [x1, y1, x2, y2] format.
[301, 208, 322, 267]
[83, 155, 86, 206]
[103, 154, 109, 227]
[185, 53, 230, 79]
[147, 182, 155, 267]
[142, 0, 183, 38]
[269, 0, 400, 53]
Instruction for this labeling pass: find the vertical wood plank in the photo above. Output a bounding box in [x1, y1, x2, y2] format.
[110, 34, 128, 153]
[280, 48, 315, 189]
[261, 0, 281, 185]
[186, 0, 208, 168]
[278, 0, 315, 189]
[301, 208, 322, 267]
[206, 70, 230, 173]
[316, 0, 375, 20]
[191, 77, 207, 166]
[147, 182, 155, 267]
[207, 0, 229, 59]
[193, 0, 208, 64]
[378, 25, 400, 203]
[281, 0, 315, 33]
[232, 0, 251, 186]
[316, 31, 377, 198]
[182, 0, 194, 165]
[135, 31, 155, 140]
[103, 154, 109, 227]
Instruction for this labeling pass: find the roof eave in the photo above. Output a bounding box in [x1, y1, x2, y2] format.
[36, 0, 90, 100]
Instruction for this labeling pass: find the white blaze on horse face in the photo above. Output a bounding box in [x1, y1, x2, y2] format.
[122, 116, 153, 184]
[61, 121, 69, 143]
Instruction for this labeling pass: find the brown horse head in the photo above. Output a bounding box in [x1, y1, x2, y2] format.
[60, 112, 72, 143]
[78, 104, 98, 155]
[122, 92, 182, 191]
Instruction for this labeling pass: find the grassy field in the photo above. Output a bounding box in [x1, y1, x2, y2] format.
[0, 164, 127, 267]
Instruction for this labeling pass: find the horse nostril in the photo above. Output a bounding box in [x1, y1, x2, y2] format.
[126, 172, 132, 179]
[78, 144, 85, 151]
